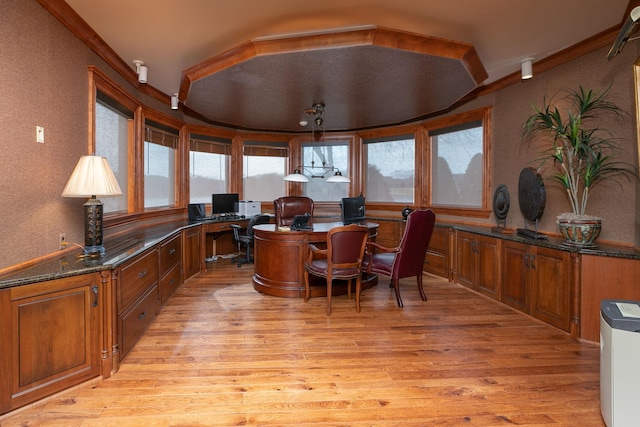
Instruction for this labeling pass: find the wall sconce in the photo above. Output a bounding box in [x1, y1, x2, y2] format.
[62, 155, 122, 257]
[171, 93, 179, 110]
[133, 60, 147, 83]
[521, 58, 534, 80]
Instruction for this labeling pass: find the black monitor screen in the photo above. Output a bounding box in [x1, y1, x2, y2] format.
[212, 193, 239, 215]
[341, 195, 365, 224]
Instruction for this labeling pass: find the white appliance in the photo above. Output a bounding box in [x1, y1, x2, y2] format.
[600, 300, 640, 427]
[235, 201, 261, 218]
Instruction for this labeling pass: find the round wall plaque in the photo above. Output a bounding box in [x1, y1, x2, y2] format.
[492, 184, 510, 220]
[518, 167, 546, 222]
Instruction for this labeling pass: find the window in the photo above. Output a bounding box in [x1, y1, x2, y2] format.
[243, 141, 288, 201]
[301, 140, 349, 201]
[189, 135, 231, 203]
[95, 93, 132, 213]
[364, 135, 415, 203]
[430, 120, 484, 208]
[144, 122, 177, 208]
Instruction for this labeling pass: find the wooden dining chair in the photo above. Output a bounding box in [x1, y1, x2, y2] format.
[365, 209, 436, 307]
[304, 224, 369, 315]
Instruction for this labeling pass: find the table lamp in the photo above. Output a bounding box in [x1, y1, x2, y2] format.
[62, 155, 122, 256]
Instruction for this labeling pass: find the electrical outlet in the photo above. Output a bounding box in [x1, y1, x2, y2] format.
[59, 233, 67, 250]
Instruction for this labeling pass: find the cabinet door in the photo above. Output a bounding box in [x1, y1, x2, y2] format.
[425, 227, 448, 278]
[476, 235, 501, 299]
[1, 274, 101, 413]
[530, 246, 571, 331]
[502, 240, 529, 312]
[182, 226, 201, 280]
[455, 231, 477, 289]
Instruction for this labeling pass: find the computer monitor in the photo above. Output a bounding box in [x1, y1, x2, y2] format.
[211, 193, 239, 215]
[341, 195, 366, 224]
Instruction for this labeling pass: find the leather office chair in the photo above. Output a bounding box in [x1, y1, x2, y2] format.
[365, 209, 436, 307]
[231, 214, 271, 267]
[273, 196, 314, 227]
[304, 224, 369, 315]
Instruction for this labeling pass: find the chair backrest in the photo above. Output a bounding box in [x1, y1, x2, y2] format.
[392, 209, 436, 279]
[247, 214, 271, 238]
[274, 196, 314, 227]
[327, 224, 369, 268]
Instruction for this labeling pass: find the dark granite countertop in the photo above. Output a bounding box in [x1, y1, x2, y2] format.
[2, 216, 639, 290]
[0, 221, 200, 290]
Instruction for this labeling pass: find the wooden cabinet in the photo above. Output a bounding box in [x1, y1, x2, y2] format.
[0, 273, 102, 414]
[182, 226, 201, 280]
[502, 240, 571, 331]
[116, 247, 159, 359]
[455, 231, 501, 299]
[424, 226, 449, 278]
[159, 232, 182, 305]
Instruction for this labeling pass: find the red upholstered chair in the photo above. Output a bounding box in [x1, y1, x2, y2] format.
[304, 224, 369, 315]
[273, 196, 314, 227]
[365, 209, 436, 308]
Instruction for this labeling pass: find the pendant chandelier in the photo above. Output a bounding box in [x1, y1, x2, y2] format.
[284, 103, 350, 183]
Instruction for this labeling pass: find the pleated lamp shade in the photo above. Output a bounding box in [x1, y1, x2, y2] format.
[62, 155, 122, 197]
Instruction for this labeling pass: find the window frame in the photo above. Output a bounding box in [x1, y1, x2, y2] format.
[424, 107, 492, 218]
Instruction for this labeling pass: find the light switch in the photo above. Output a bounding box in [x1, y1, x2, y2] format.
[36, 126, 44, 143]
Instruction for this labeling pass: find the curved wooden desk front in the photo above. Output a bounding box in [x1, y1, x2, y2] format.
[252, 222, 378, 298]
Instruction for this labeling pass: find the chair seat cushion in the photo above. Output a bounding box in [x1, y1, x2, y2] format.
[368, 252, 395, 274]
[306, 260, 360, 279]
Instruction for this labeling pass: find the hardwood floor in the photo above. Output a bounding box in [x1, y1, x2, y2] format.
[1, 261, 604, 426]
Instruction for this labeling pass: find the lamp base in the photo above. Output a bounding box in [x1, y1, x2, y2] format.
[83, 244, 106, 257]
[84, 197, 105, 256]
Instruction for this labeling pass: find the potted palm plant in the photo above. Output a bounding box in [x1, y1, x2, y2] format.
[522, 85, 638, 247]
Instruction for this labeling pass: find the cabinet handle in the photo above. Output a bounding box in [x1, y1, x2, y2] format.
[91, 285, 99, 307]
[524, 254, 530, 268]
[139, 310, 147, 320]
[530, 254, 536, 269]
[138, 269, 147, 279]
[169, 248, 176, 255]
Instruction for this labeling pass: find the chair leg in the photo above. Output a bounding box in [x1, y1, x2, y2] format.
[355, 275, 362, 312]
[304, 270, 310, 303]
[417, 273, 427, 301]
[326, 274, 332, 316]
[392, 278, 403, 308]
[347, 278, 352, 300]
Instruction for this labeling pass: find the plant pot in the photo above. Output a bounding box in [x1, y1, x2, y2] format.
[556, 214, 601, 248]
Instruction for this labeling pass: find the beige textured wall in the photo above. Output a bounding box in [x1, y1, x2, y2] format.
[0, 1, 638, 270]
[474, 45, 639, 245]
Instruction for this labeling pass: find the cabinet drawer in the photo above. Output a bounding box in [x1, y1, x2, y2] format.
[119, 284, 158, 357]
[118, 248, 158, 312]
[160, 262, 181, 306]
[160, 233, 182, 274]
[425, 252, 447, 277]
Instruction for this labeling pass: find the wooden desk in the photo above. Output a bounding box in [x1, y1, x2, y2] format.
[198, 218, 249, 271]
[252, 222, 378, 298]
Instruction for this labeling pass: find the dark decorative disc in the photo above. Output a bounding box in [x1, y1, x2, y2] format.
[492, 184, 510, 220]
[518, 167, 546, 222]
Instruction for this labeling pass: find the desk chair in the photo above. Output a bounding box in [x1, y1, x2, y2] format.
[274, 196, 314, 227]
[304, 224, 369, 315]
[231, 214, 271, 267]
[365, 209, 436, 307]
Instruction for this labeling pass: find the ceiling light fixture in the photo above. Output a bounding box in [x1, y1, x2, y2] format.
[521, 57, 534, 80]
[284, 103, 351, 183]
[133, 60, 147, 83]
[171, 93, 179, 110]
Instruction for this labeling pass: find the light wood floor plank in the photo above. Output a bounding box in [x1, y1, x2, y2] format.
[0, 262, 605, 426]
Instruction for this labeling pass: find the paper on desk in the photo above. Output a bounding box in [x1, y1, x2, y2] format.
[615, 302, 640, 318]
